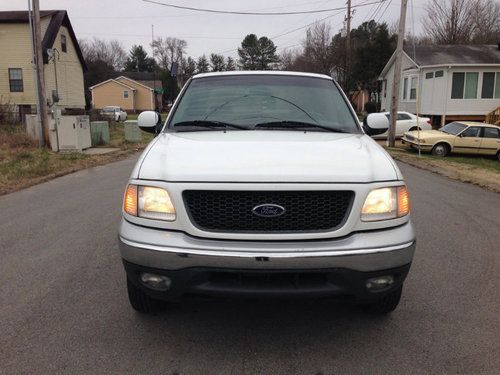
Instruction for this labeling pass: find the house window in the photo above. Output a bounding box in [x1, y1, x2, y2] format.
[464, 72, 478, 98]
[402, 77, 408, 100]
[435, 70, 444, 78]
[481, 72, 500, 99]
[8, 68, 23, 92]
[410, 77, 418, 100]
[123, 90, 129, 98]
[452, 72, 478, 99]
[425, 72, 434, 79]
[61, 34, 67, 53]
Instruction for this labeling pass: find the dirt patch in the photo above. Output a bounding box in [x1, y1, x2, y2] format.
[388, 149, 500, 193]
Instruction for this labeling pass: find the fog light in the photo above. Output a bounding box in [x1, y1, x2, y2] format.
[366, 275, 394, 292]
[140, 273, 171, 291]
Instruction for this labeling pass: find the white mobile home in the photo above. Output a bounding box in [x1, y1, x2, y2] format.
[379, 45, 500, 126]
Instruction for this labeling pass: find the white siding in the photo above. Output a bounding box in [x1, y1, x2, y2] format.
[380, 53, 417, 112]
[443, 66, 500, 115]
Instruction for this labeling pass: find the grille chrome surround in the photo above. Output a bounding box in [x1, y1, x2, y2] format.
[182, 190, 354, 233]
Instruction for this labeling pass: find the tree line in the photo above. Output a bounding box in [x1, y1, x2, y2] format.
[79, 0, 499, 109]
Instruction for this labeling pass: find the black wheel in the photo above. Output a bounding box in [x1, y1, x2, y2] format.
[127, 278, 163, 313]
[431, 143, 449, 157]
[363, 286, 402, 314]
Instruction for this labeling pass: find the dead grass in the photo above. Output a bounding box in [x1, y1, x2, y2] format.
[387, 147, 500, 193]
[0, 123, 154, 196]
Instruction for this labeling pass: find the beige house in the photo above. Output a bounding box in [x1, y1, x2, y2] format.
[90, 75, 162, 112]
[0, 10, 86, 120]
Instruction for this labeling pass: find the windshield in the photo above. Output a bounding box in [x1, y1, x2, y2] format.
[168, 75, 359, 133]
[440, 122, 467, 135]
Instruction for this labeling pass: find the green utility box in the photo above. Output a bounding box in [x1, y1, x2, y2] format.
[124, 120, 142, 142]
[90, 121, 110, 146]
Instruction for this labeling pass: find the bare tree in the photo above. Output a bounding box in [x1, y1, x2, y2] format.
[79, 38, 127, 70]
[301, 22, 334, 74]
[470, 0, 500, 44]
[423, 0, 479, 44]
[151, 37, 188, 70]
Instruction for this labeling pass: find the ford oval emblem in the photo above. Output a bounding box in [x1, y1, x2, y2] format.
[252, 204, 286, 217]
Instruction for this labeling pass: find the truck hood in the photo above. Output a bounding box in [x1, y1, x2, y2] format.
[137, 131, 399, 183]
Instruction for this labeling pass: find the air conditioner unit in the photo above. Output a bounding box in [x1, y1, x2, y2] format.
[55, 115, 92, 152]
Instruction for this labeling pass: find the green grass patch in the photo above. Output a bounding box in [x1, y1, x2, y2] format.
[388, 147, 500, 173]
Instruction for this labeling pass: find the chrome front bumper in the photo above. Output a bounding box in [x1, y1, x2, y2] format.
[118, 219, 416, 272]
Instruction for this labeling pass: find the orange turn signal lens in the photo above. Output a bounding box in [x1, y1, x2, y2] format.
[397, 186, 410, 217]
[124, 184, 138, 216]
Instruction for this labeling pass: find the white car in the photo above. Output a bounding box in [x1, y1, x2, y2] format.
[370, 111, 431, 139]
[100, 106, 127, 122]
[119, 71, 415, 315]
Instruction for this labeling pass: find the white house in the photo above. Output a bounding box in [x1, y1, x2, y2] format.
[379, 44, 500, 126]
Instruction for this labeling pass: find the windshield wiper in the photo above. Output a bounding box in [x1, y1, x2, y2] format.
[254, 120, 348, 133]
[172, 120, 249, 131]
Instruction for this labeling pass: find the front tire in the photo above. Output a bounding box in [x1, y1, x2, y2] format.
[127, 278, 163, 313]
[363, 286, 402, 314]
[431, 143, 449, 157]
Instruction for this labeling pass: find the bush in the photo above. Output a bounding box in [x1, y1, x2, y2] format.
[364, 101, 378, 114]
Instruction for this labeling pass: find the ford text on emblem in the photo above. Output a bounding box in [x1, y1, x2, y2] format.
[252, 204, 286, 217]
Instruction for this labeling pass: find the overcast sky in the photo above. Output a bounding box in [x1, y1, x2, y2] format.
[2, 0, 429, 59]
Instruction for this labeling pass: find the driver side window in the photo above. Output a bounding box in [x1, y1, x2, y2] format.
[461, 127, 481, 137]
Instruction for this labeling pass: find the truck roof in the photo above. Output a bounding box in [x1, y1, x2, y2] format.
[192, 70, 333, 81]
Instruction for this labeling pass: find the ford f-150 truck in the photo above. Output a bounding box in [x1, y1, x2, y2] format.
[118, 71, 416, 314]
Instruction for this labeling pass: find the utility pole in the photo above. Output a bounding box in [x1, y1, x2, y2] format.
[388, 0, 408, 148]
[344, 0, 352, 91]
[28, 0, 43, 147]
[152, 24, 157, 110]
[32, 0, 50, 147]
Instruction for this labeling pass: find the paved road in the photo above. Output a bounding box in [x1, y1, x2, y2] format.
[1, 156, 499, 375]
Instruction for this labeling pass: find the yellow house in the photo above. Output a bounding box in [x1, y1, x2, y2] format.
[89, 75, 160, 112]
[0, 10, 86, 120]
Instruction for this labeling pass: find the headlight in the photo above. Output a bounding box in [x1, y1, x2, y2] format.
[361, 186, 410, 221]
[123, 184, 176, 221]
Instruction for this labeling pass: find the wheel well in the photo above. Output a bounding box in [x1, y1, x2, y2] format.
[409, 126, 420, 131]
[433, 142, 451, 152]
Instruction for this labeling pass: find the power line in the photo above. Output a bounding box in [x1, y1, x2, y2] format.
[362, 0, 387, 23]
[270, 0, 332, 39]
[142, 0, 384, 16]
[271, 10, 345, 39]
[72, 0, 335, 19]
[375, 0, 393, 23]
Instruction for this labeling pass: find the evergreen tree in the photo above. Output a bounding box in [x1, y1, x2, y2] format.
[226, 56, 236, 71]
[124, 45, 155, 72]
[238, 34, 279, 70]
[210, 53, 226, 72]
[196, 55, 210, 73]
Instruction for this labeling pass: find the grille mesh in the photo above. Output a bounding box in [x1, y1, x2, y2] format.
[183, 190, 354, 233]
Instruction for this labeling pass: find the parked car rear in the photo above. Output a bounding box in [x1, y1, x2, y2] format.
[100, 106, 127, 122]
[371, 111, 431, 139]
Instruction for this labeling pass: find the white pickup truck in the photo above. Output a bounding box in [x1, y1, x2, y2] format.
[118, 71, 416, 314]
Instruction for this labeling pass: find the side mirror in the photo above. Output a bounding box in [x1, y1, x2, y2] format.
[363, 113, 390, 136]
[138, 111, 159, 134]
